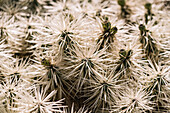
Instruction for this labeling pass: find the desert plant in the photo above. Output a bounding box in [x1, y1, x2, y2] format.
[0, 0, 169, 113]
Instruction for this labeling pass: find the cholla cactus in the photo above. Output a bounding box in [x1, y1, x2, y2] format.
[83, 73, 125, 112]
[0, 80, 24, 113]
[96, 17, 118, 51]
[117, 0, 131, 19]
[63, 45, 108, 91]
[111, 87, 154, 113]
[0, 0, 169, 113]
[63, 103, 91, 113]
[140, 60, 170, 112]
[11, 86, 66, 113]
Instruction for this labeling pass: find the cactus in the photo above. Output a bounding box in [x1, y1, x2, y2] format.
[0, 0, 169, 113]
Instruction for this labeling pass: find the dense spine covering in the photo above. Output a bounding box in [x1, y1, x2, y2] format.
[0, 0, 169, 113]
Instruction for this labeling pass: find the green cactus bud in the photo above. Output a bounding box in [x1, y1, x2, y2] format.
[102, 21, 111, 31]
[88, 0, 92, 3]
[41, 58, 51, 66]
[28, 25, 31, 29]
[103, 16, 109, 21]
[139, 24, 145, 31]
[139, 24, 147, 35]
[145, 3, 152, 11]
[118, 0, 126, 7]
[111, 26, 118, 35]
[119, 49, 126, 57]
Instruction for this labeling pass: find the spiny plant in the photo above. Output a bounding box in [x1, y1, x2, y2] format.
[63, 103, 90, 113]
[9, 73, 20, 85]
[111, 46, 141, 82]
[63, 45, 107, 92]
[0, 0, 169, 113]
[97, 17, 118, 51]
[0, 25, 7, 43]
[0, 15, 15, 44]
[15, 33, 35, 58]
[0, 79, 26, 113]
[0, 1, 25, 21]
[144, 3, 154, 24]
[41, 58, 71, 99]
[83, 74, 124, 113]
[58, 30, 75, 55]
[11, 86, 66, 113]
[0, 58, 36, 84]
[26, 0, 45, 14]
[114, 49, 133, 75]
[117, 0, 131, 19]
[142, 60, 170, 112]
[138, 24, 159, 62]
[111, 87, 154, 113]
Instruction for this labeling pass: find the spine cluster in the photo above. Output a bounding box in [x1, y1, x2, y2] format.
[0, 0, 169, 113]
